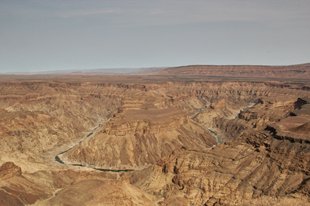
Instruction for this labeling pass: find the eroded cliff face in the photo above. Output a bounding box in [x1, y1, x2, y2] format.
[63, 82, 307, 170]
[128, 131, 309, 205]
[0, 82, 123, 171]
[0, 78, 309, 206]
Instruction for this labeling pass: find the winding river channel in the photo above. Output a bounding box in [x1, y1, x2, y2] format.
[54, 119, 134, 172]
[54, 102, 257, 172]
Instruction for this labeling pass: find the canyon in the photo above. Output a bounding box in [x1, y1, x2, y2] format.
[0, 64, 309, 206]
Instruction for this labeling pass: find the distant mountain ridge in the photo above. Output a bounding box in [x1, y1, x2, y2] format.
[155, 63, 310, 80]
[1, 67, 164, 75]
[2, 63, 310, 78]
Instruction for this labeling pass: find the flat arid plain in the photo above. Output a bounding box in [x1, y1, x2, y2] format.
[0, 64, 310, 206]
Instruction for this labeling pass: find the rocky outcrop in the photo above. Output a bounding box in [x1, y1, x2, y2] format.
[0, 162, 22, 179]
[294, 98, 308, 110]
[127, 130, 309, 205]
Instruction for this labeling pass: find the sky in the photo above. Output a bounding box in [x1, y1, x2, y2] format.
[0, 0, 310, 72]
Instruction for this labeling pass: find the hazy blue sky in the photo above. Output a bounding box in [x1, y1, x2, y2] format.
[1, 0, 310, 72]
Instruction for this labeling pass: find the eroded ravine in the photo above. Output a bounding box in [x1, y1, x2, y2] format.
[1, 79, 309, 206]
[194, 101, 258, 144]
[54, 118, 135, 172]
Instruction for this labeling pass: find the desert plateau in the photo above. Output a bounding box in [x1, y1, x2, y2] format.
[0, 64, 309, 205]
